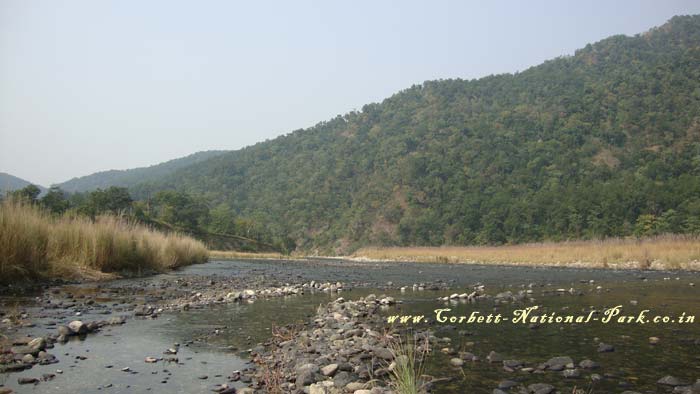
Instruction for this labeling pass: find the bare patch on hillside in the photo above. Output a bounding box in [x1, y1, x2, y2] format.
[592, 148, 620, 168]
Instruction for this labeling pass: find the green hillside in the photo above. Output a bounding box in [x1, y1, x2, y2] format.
[0, 172, 45, 195]
[134, 15, 700, 253]
[58, 150, 228, 193]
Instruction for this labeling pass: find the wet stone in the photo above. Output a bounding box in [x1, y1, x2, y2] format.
[658, 375, 689, 386]
[487, 351, 504, 363]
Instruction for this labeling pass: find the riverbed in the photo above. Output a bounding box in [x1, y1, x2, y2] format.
[1, 258, 699, 393]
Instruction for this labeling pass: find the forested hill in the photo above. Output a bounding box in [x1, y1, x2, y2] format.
[0, 172, 45, 195]
[134, 15, 700, 253]
[58, 150, 228, 193]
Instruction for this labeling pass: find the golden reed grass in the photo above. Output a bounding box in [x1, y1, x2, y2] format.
[353, 235, 700, 271]
[0, 198, 208, 284]
[208, 250, 287, 260]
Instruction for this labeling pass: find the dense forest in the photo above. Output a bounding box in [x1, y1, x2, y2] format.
[57, 150, 228, 193]
[20, 15, 700, 254]
[122, 15, 699, 253]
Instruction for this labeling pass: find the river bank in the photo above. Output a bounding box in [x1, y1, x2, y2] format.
[350, 235, 700, 271]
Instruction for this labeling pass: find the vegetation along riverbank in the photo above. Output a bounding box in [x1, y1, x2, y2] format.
[0, 197, 208, 284]
[351, 235, 700, 270]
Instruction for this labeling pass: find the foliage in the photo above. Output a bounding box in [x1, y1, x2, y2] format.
[149, 190, 210, 229]
[9, 184, 42, 203]
[40, 186, 70, 214]
[74, 186, 133, 216]
[57, 150, 228, 193]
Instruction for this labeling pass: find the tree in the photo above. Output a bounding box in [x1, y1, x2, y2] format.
[40, 186, 69, 214]
[208, 203, 238, 234]
[152, 190, 209, 230]
[634, 214, 657, 237]
[10, 185, 41, 203]
[78, 187, 133, 216]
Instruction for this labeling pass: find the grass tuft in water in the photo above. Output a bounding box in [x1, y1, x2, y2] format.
[387, 334, 430, 394]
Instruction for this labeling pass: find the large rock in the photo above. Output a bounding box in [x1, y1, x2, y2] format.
[18, 377, 39, 385]
[503, 359, 522, 369]
[450, 358, 464, 367]
[134, 305, 154, 316]
[309, 381, 336, 394]
[28, 337, 46, 352]
[657, 375, 689, 386]
[296, 363, 321, 386]
[579, 359, 599, 369]
[372, 347, 393, 360]
[57, 325, 71, 336]
[68, 320, 88, 335]
[527, 383, 555, 394]
[333, 371, 355, 388]
[321, 363, 339, 377]
[545, 356, 574, 370]
[10, 346, 37, 356]
[498, 380, 518, 389]
[107, 316, 126, 325]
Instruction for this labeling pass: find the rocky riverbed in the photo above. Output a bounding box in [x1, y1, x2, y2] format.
[1, 258, 699, 393]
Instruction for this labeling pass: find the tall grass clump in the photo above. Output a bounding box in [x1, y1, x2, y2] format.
[0, 198, 208, 284]
[387, 335, 430, 394]
[0, 198, 50, 281]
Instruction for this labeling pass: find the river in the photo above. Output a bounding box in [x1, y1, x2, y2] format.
[1, 258, 698, 393]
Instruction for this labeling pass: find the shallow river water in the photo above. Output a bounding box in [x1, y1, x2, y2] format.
[1, 259, 699, 393]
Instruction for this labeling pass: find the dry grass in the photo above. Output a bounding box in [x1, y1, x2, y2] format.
[209, 250, 287, 260]
[353, 235, 700, 270]
[0, 198, 209, 284]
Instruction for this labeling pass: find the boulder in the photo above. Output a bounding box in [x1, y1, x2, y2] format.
[68, 320, 88, 335]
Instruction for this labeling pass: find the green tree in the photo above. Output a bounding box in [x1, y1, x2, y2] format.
[152, 190, 209, 230]
[634, 214, 657, 237]
[10, 185, 41, 203]
[80, 187, 133, 216]
[208, 203, 238, 234]
[40, 186, 70, 214]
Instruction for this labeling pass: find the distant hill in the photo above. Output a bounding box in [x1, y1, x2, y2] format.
[133, 16, 700, 253]
[0, 172, 46, 195]
[57, 150, 229, 193]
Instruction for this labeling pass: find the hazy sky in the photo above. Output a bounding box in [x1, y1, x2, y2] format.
[2, 1, 700, 186]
